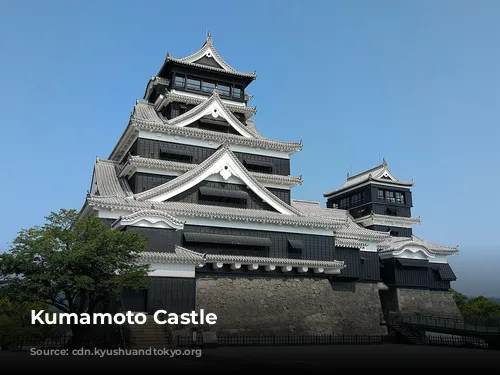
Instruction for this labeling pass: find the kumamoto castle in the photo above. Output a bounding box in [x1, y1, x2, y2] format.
[81, 34, 462, 336]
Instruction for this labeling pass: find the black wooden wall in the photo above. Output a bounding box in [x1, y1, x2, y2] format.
[128, 172, 291, 207]
[147, 277, 196, 314]
[183, 224, 335, 261]
[335, 247, 380, 281]
[124, 227, 180, 252]
[380, 258, 455, 290]
[129, 139, 291, 176]
[121, 277, 196, 314]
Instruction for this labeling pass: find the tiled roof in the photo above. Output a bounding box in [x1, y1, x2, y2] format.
[140, 247, 204, 264]
[160, 33, 256, 79]
[114, 209, 185, 227]
[87, 197, 347, 229]
[324, 160, 414, 197]
[140, 246, 345, 270]
[118, 155, 303, 187]
[88, 154, 345, 229]
[335, 238, 368, 249]
[354, 213, 421, 227]
[107, 95, 302, 160]
[93, 158, 132, 197]
[290, 200, 389, 242]
[378, 235, 458, 255]
[143, 76, 170, 100]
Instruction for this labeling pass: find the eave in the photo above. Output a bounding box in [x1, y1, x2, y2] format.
[86, 197, 347, 230]
[139, 246, 344, 274]
[108, 118, 302, 162]
[161, 57, 257, 81]
[143, 76, 170, 102]
[354, 213, 421, 228]
[324, 177, 414, 198]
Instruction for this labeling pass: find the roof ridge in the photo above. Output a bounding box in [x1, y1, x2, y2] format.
[162, 33, 256, 78]
[347, 163, 385, 181]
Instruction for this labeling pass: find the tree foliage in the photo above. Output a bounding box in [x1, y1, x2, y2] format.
[452, 289, 500, 323]
[0, 208, 150, 346]
[0, 296, 56, 339]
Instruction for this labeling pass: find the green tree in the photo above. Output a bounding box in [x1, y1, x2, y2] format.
[0, 295, 57, 339]
[0, 209, 150, 348]
[452, 289, 500, 323]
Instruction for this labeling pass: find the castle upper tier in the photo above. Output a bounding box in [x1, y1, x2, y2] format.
[80, 34, 459, 325]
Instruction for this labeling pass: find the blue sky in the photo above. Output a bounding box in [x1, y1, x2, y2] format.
[1, 0, 499, 296]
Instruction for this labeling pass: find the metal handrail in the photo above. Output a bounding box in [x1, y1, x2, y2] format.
[398, 313, 500, 333]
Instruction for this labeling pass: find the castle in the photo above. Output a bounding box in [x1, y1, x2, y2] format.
[81, 34, 461, 335]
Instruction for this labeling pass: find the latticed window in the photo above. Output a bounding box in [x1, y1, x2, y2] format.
[233, 86, 242, 99]
[187, 77, 201, 91]
[395, 192, 405, 204]
[217, 83, 231, 97]
[378, 189, 384, 200]
[386, 191, 395, 203]
[174, 75, 186, 88]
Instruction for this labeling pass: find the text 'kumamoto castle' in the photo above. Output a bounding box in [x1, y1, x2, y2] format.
[81, 34, 462, 335]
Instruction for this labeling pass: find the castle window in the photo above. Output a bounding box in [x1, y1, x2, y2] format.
[288, 239, 303, 259]
[174, 75, 186, 88]
[390, 229, 399, 236]
[243, 159, 273, 174]
[395, 192, 405, 204]
[339, 197, 348, 209]
[217, 83, 231, 97]
[187, 77, 201, 91]
[351, 192, 365, 206]
[385, 191, 395, 203]
[159, 148, 193, 163]
[202, 81, 216, 94]
[233, 86, 242, 99]
[378, 189, 384, 200]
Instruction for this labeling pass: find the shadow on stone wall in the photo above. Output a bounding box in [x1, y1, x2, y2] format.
[196, 276, 387, 335]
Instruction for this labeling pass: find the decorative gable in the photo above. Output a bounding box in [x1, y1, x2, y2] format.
[132, 145, 303, 216]
[192, 55, 225, 70]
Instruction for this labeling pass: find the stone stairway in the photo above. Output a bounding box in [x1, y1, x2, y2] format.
[127, 315, 172, 349]
[386, 314, 425, 345]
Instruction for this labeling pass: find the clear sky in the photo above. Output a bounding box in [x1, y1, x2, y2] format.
[0, 0, 499, 296]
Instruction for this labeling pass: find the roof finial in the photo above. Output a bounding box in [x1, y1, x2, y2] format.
[346, 172, 350, 180]
[206, 30, 212, 43]
[382, 157, 387, 166]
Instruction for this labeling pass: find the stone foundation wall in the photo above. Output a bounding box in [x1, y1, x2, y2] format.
[196, 276, 386, 335]
[396, 288, 462, 319]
